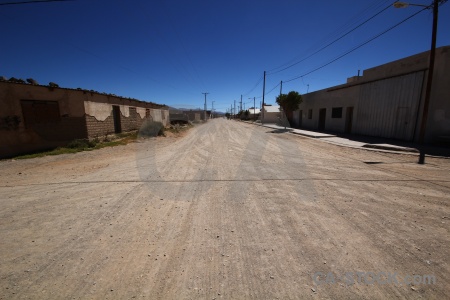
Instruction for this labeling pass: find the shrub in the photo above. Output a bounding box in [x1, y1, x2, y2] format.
[139, 120, 165, 137]
[66, 139, 97, 149]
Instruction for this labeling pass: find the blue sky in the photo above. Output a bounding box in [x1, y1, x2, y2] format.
[1, 0, 449, 112]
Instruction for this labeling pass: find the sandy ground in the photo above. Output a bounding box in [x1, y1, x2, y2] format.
[1, 119, 449, 299]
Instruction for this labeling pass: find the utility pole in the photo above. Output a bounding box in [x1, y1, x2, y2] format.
[211, 101, 215, 119]
[262, 71, 266, 125]
[254, 97, 256, 120]
[202, 92, 209, 121]
[418, 0, 438, 164]
[240, 95, 243, 112]
[234, 100, 236, 119]
[279, 80, 285, 128]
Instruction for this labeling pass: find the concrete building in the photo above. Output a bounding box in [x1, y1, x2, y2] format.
[248, 107, 261, 120]
[261, 105, 281, 124]
[291, 46, 450, 144]
[0, 81, 169, 158]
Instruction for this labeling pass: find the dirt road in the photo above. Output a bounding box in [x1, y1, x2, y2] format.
[1, 119, 449, 299]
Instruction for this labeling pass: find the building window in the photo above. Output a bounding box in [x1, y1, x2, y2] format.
[332, 107, 343, 118]
[308, 109, 313, 119]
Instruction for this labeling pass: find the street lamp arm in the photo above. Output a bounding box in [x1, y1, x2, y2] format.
[393, 1, 432, 8]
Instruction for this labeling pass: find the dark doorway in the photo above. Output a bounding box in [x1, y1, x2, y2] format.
[345, 107, 354, 133]
[318, 108, 326, 131]
[112, 105, 122, 133]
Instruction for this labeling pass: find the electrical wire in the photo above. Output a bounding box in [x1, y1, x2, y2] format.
[267, 0, 392, 73]
[268, 1, 393, 75]
[0, 0, 73, 5]
[308, 0, 391, 53]
[264, 82, 281, 96]
[283, 5, 429, 83]
[243, 75, 264, 96]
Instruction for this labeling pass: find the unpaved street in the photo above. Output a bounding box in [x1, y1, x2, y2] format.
[1, 119, 449, 299]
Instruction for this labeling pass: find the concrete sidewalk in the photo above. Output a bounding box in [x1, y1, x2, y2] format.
[254, 122, 420, 154]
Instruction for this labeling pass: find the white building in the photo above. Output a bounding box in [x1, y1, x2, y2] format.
[291, 46, 450, 144]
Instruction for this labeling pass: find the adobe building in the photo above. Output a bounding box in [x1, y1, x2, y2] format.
[291, 46, 450, 144]
[0, 81, 169, 158]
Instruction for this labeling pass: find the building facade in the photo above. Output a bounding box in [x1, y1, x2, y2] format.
[291, 46, 450, 144]
[0, 82, 169, 158]
[261, 105, 281, 124]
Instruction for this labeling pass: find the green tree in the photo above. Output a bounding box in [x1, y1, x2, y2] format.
[276, 91, 303, 127]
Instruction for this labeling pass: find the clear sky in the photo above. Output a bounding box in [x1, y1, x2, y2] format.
[1, 0, 449, 112]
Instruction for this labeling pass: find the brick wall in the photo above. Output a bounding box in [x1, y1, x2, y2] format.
[85, 108, 151, 138]
[85, 115, 115, 138]
[121, 107, 138, 132]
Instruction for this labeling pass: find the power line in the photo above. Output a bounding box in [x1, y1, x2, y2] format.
[264, 82, 281, 96]
[266, 0, 391, 73]
[243, 75, 263, 96]
[308, 0, 391, 53]
[283, 5, 429, 83]
[0, 0, 73, 5]
[268, 2, 393, 75]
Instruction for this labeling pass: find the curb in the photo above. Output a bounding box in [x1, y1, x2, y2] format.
[243, 121, 424, 155]
[362, 144, 419, 153]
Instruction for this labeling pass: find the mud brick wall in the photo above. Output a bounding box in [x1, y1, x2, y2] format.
[120, 107, 139, 132]
[85, 110, 149, 139]
[85, 115, 115, 138]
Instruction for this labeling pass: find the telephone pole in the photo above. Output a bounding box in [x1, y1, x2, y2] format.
[262, 71, 266, 125]
[254, 97, 256, 120]
[240, 95, 243, 112]
[234, 100, 236, 119]
[418, 0, 438, 164]
[202, 92, 209, 121]
[280, 80, 283, 97]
